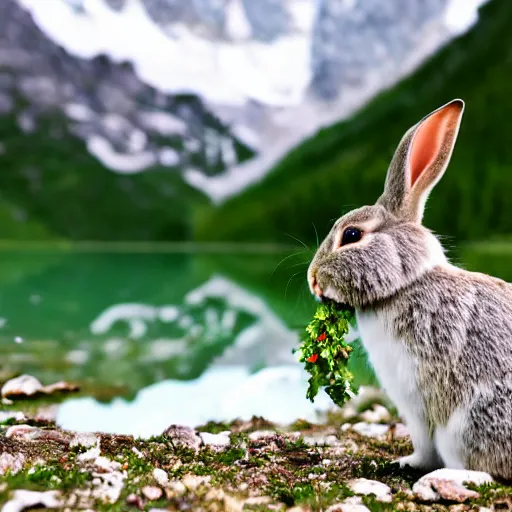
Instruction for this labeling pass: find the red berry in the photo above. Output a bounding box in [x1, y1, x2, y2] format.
[307, 354, 319, 363]
[317, 332, 327, 341]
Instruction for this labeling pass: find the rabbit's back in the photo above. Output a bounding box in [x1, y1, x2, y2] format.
[388, 266, 512, 427]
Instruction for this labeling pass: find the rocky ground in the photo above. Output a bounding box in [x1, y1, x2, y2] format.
[0, 376, 511, 511]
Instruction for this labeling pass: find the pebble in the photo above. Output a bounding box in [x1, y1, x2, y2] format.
[93, 456, 122, 473]
[5, 425, 70, 445]
[248, 430, 276, 441]
[0, 411, 25, 423]
[34, 406, 58, 423]
[131, 447, 144, 458]
[2, 375, 42, 398]
[153, 468, 169, 487]
[303, 435, 339, 447]
[348, 478, 392, 503]
[182, 474, 211, 490]
[199, 431, 231, 447]
[142, 486, 163, 501]
[360, 405, 392, 423]
[70, 433, 99, 449]
[77, 447, 101, 462]
[0, 453, 25, 476]
[91, 470, 125, 504]
[326, 496, 370, 512]
[1, 374, 78, 399]
[126, 493, 144, 509]
[162, 425, 202, 451]
[350, 422, 389, 438]
[167, 481, 187, 495]
[413, 468, 494, 502]
[1, 490, 62, 512]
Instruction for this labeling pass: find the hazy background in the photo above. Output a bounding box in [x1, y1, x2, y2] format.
[0, 0, 509, 435]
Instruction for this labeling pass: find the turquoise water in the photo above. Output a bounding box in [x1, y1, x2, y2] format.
[0, 244, 508, 436]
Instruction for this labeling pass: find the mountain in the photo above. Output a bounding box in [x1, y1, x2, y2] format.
[0, 0, 251, 240]
[0, 0, 463, 240]
[196, 0, 512, 246]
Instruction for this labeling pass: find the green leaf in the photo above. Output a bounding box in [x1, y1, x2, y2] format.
[294, 301, 357, 408]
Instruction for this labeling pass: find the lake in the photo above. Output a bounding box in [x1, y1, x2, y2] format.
[0, 242, 508, 437]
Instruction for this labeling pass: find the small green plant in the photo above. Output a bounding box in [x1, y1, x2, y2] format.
[294, 301, 357, 407]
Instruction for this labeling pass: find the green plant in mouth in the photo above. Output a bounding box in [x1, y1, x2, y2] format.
[294, 301, 357, 407]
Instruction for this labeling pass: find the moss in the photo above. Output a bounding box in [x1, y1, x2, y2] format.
[1, 411, 512, 511]
[196, 421, 232, 434]
[289, 419, 315, 432]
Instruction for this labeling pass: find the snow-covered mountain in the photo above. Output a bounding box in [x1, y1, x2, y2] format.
[7, 0, 487, 204]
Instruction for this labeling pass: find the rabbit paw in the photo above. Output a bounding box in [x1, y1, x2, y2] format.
[396, 453, 442, 471]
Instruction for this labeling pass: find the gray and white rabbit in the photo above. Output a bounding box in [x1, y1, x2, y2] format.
[308, 99, 512, 479]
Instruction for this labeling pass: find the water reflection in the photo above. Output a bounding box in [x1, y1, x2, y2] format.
[0, 250, 315, 397]
[57, 272, 357, 435]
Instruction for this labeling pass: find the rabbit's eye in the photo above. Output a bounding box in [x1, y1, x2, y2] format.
[341, 227, 362, 246]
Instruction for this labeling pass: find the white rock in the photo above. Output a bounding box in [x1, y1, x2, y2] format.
[0, 411, 25, 423]
[1, 375, 77, 399]
[248, 430, 276, 441]
[182, 474, 211, 490]
[77, 447, 101, 462]
[326, 496, 370, 512]
[142, 486, 163, 501]
[303, 435, 339, 447]
[0, 453, 25, 475]
[91, 471, 125, 504]
[348, 478, 392, 503]
[2, 490, 62, 512]
[5, 425, 39, 441]
[153, 468, 169, 487]
[168, 481, 186, 494]
[93, 456, 122, 473]
[413, 468, 494, 502]
[131, 447, 144, 458]
[360, 405, 391, 424]
[199, 431, 231, 447]
[2, 375, 42, 398]
[350, 422, 389, 438]
[70, 433, 99, 449]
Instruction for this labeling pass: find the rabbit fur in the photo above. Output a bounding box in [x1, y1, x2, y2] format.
[308, 99, 512, 478]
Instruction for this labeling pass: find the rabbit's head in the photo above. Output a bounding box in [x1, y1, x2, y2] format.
[308, 99, 465, 308]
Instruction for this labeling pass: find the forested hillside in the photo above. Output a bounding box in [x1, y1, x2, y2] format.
[196, 0, 512, 245]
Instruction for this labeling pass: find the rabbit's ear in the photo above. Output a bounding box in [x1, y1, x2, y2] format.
[377, 99, 464, 223]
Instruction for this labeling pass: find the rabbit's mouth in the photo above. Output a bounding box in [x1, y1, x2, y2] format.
[313, 280, 354, 312]
[322, 296, 355, 315]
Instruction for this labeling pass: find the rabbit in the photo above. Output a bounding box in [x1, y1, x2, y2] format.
[307, 99, 512, 479]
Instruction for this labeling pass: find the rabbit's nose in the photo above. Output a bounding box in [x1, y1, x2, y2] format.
[311, 275, 324, 302]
